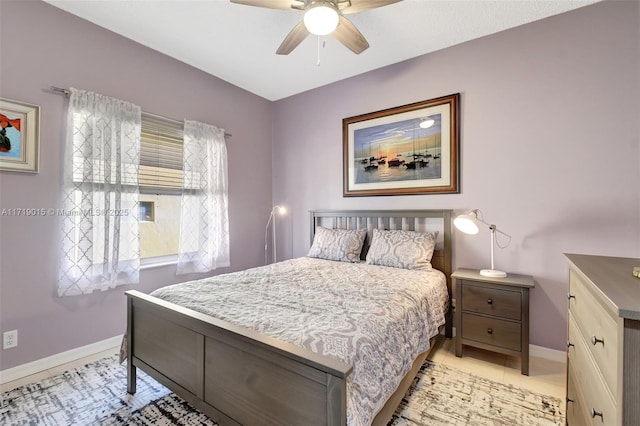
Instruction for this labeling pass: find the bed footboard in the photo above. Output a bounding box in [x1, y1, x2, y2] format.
[126, 290, 352, 426]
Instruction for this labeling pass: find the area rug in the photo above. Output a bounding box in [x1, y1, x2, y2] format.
[0, 354, 564, 425]
[390, 361, 564, 425]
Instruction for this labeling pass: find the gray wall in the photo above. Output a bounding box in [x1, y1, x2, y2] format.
[0, 1, 273, 370]
[272, 0, 640, 351]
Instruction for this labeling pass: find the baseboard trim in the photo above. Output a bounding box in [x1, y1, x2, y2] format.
[0, 335, 122, 385]
[530, 344, 566, 363]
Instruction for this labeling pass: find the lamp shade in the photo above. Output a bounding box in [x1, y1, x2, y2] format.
[453, 212, 480, 235]
[304, 4, 339, 36]
[454, 209, 510, 278]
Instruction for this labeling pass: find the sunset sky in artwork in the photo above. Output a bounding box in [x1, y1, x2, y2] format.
[354, 114, 441, 158]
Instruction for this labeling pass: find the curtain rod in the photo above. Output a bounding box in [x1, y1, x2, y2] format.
[51, 86, 71, 96]
[49, 86, 232, 138]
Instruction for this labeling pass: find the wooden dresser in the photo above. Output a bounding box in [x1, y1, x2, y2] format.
[565, 254, 640, 425]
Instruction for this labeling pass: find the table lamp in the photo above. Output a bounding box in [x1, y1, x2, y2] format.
[454, 209, 511, 278]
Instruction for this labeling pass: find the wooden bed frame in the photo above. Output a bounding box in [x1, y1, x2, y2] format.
[126, 209, 453, 425]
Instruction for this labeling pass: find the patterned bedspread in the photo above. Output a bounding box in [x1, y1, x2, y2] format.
[150, 257, 448, 426]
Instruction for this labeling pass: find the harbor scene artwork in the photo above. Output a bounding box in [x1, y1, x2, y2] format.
[353, 115, 443, 184]
[343, 94, 459, 196]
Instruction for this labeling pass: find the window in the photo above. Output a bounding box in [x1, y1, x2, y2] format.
[138, 113, 231, 270]
[139, 113, 183, 260]
[59, 87, 229, 295]
[140, 113, 183, 195]
[139, 201, 155, 222]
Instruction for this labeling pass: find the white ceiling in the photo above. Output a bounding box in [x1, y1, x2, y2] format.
[44, 0, 600, 101]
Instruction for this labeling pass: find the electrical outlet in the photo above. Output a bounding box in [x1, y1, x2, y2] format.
[3, 330, 17, 349]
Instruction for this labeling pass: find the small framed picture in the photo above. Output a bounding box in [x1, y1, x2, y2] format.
[343, 94, 459, 196]
[0, 98, 40, 173]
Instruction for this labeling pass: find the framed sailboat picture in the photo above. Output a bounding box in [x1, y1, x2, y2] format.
[343, 94, 459, 196]
[0, 98, 40, 173]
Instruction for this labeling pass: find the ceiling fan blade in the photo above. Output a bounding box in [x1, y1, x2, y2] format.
[230, 0, 301, 10]
[276, 21, 310, 55]
[340, 0, 403, 14]
[332, 15, 369, 54]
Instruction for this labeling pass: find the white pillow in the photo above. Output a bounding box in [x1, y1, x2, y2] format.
[366, 228, 438, 270]
[307, 227, 367, 263]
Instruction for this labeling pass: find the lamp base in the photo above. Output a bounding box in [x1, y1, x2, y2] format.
[480, 269, 507, 278]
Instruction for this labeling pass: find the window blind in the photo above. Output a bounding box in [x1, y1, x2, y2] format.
[140, 112, 183, 195]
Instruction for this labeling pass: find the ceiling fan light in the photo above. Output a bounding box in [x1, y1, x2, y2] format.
[304, 4, 339, 36]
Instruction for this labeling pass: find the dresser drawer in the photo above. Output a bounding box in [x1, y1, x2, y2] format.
[568, 313, 617, 425]
[566, 362, 589, 426]
[567, 332, 618, 426]
[461, 313, 521, 351]
[569, 272, 619, 394]
[461, 282, 521, 320]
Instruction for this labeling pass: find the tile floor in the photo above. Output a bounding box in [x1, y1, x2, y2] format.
[427, 338, 566, 400]
[1, 338, 567, 401]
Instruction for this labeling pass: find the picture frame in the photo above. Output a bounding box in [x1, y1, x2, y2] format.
[343, 93, 459, 196]
[0, 97, 40, 173]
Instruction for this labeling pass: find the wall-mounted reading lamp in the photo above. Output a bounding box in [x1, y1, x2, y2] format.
[454, 209, 511, 278]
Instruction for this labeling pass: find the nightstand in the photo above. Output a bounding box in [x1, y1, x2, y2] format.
[452, 268, 535, 375]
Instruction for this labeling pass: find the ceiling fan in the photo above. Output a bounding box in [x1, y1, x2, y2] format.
[230, 0, 402, 55]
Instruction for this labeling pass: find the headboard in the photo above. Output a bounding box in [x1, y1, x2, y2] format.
[310, 209, 453, 327]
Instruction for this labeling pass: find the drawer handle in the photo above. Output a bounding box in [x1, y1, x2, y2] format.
[591, 336, 604, 346]
[591, 408, 603, 419]
[487, 328, 493, 335]
[567, 397, 574, 404]
[567, 293, 575, 301]
[487, 298, 493, 305]
[567, 341, 574, 349]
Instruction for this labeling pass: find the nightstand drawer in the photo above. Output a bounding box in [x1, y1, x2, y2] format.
[461, 282, 521, 320]
[461, 313, 521, 351]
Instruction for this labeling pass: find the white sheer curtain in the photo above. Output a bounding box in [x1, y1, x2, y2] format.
[177, 119, 230, 274]
[58, 88, 141, 296]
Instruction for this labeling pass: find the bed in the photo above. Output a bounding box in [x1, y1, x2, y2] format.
[125, 209, 453, 425]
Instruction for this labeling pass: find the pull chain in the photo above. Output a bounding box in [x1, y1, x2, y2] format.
[316, 36, 326, 67]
